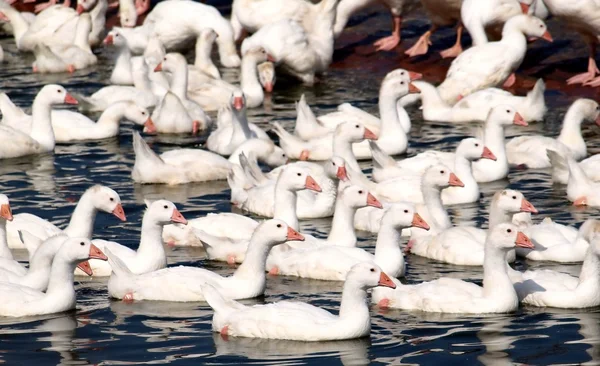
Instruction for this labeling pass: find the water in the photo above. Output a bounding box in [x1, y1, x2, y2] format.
[1, 1, 600, 365]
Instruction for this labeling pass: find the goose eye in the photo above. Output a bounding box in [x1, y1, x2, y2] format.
[440, 170, 445, 174]
[297, 173, 301, 177]
[276, 224, 281, 228]
[475, 143, 479, 147]
[370, 268, 375, 272]
[358, 190, 363, 194]
[512, 196, 517, 199]
[141, 111, 146, 115]
[507, 229, 512, 233]
[57, 89, 62, 93]
[110, 197, 114, 202]
[404, 209, 408, 213]
[400, 81, 405, 85]
[539, 24, 543, 28]
[332, 162, 336, 166]
[355, 125, 359, 128]
[80, 242, 85, 246]
[400, 71, 405, 75]
[163, 205, 168, 209]
[506, 109, 510, 113]
[282, 153, 286, 157]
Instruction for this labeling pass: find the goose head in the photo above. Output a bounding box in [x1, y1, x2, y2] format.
[507, 15, 552, 42]
[382, 203, 430, 231]
[230, 90, 246, 112]
[38, 85, 78, 106]
[103, 30, 128, 48]
[258, 61, 276, 93]
[124, 102, 152, 128]
[244, 139, 287, 167]
[488, 223, 533, 250]
[335, 122, 378, 143]
[143, 199, 187, 226]
[487, 105, 526, 127]
[243, 46, 274, 64]
[381, 76, 421, 100]
[154, 53, 187, 74]
[30, 234, 94, 276]
[324, 156, 349, 182]
[263, 144, 287, 167]
[456, 138, 497, 162]
[422, 165, 464, 190]
[252, 219, 304, 247]
[577, 219, 600, 243]
[385, 68, 422, 82]
[76, 0, 98, 14]
[277, 167, 322, 193]
[569, 99, 600, 127]
[88, 185, 126, 221]
[60, 237, 107, 276]
[340, 185, 383, 210]
[492, 189, 538, 214]
[346, 262, 396, 290]
[0, 194, 12, 221]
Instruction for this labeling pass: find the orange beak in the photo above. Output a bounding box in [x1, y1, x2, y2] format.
[408, 82, 421, 93]
[573, 196, 588, 206]
[367, 193, 383, 209]
[336, 166, 348, 181]
[64, 93, 78, 105]
[408, 71, 422, 81]
[154, 63, 163, 72]
[77, 260, 93, 276]
[0, 204, 12, 221]
[233, 96, 244, 110]
[267, 54, 276, 62]
[515, 231, 534, 249]
[363, 128, 378, 140]
[541, 31, 553, 42]
[112, 203, 126, 221]
[264, 82, 274, 93]
[481, 146, 497, 161]
[76, 4, 85, 14]
[286, 226, 305, 241]
[378, 272, 396, 289]
[411, 213, 430, 230]
[520, 2, 530, 13]
[520, 199, 538, 213]
[448, 173, 464, 187]
[144, 118, 157, 134]
[305, 176, 322, 192]
[171, 209, 187, 224]
[513, 112, 527, 126]
[103, 34, 114, 45]
[89, 244, 108, 261]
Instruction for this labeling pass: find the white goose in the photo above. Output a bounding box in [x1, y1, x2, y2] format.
[106, 219, 304, 302]
[0, 195, 23, 276]
[0, 237, 107, 317]
[414, 79, 546, 123]
[548, 151, 600, 185]
[510, 221, 600, 308]
[85, 199, 186, 277]
[7, 185, 126, 249]
[266, 203, 429, 281]
[0, 85, 77, 159]
[204, 262, 396, 341]
[103, 28, 136, 85]
[294, 69, 421, 139]
[506, 99, 600, 168]
[461, 0, 526, 47]
[437, 15, 552, 104]
[372, 224, 533, 313]
[562, 152, 600, 207]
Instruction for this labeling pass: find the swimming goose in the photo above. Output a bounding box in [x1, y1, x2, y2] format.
[373, 224, 533, 313]
[461, 0, 526, 47]
[506, 99, 600, 168]
[7, 185, 125, 249]
[106, 219, 304, 302]
[204, 262, 396, 341]
[103, 29, 135, 85]
[0, 195, 22, 275]
[437, 15, 552, 104]
[0, 237, 107, 317]
[548, 151, 600, 185]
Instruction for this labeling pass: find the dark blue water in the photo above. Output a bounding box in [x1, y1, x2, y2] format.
[1, 1, 600, 365]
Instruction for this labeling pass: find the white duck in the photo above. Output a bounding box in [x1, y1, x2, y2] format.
[85, 199, 186, 277]
[0, 233, 93, 291]
[79, 57, 157, 112]
[437, 15, 552, 104]
[294, 69, 420, 139]
[372, 224, 533, 313]
[106, 219, 304, 302]
[372, 105, 526, 183]
[404, 0, 464, 59]
[0, 85, 77, 159]
[0, 237, 107, 317]
[131, 132, 286, 185]
[150, 53, 211, 134]
[510, 222, 600, 308]
[7, 185, 126, 249]
[366, 138, 494, 206]
[506, 99, 600, 168]
[461, 0, 527, 47]
[240, 0, 337, 85]
[204, 262, 396, 341]
[273, 121, 378, 169]
[206, 92, 269, 156]
[266, 203, 429, 281]
[413, 79, 546, 123]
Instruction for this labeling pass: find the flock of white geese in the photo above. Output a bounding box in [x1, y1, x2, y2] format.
[0, 0, 598, 343]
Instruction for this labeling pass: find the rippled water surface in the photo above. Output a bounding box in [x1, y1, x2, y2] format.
[1, 1, 600, 365]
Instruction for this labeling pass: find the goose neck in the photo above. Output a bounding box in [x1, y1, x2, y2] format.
[74, 17, 92, 51]
[0, 218, 11, 259]
[374, 223, 403, 274]
[133, 68, 153, 92]
[232, 238, 271, 282]
[333, 138, 360, 172]
[453, 155, 476, 189]
[274, 187, 299, 231]
[97, 102, 128, 126]
[232, 109, 252, 140]
[136, 216, 166, 260]
[241, 56, 264, 107]
[30, 94, 56, 151]
[194, 38, 213, 67]
[378, 88, 403, 136]
[578, 248, 600, 284]
[113, 44, 132, 72]
[422, 185, 451, 229]
[488, 205, 513, 229]
[339, 283, 370, 321]
[557, 107, 585, 150]
[482, 246, 513, 297]
[63, 190, 97, 239]
[4, 8, 29, 46]
[168, 65, 188, 100]
[484, 122, 506, 159]
[45, 255, 76, 297]
[326, 198, 357, 246]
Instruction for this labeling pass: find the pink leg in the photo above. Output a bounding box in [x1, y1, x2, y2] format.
[34, 0, 57, 13]
[123, 292, 134, 303]
[67, 64, 76, 73]
[135, 0, 150, 16]
[569, 43, 599, 85]
[192, 121, 200, 135]
[220, 325, 229, 341]
[378, 298, 390, 308]
[440, 23, 463, 59]
[405, 25, 437, 57]
[374, 15, 402, 52]
[268, 266, 279, 275]
[226, 255, 236, 265]
[166, 240, 176, 247]
[502, 73, 516, 88]
[404, 239, 415, 254]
